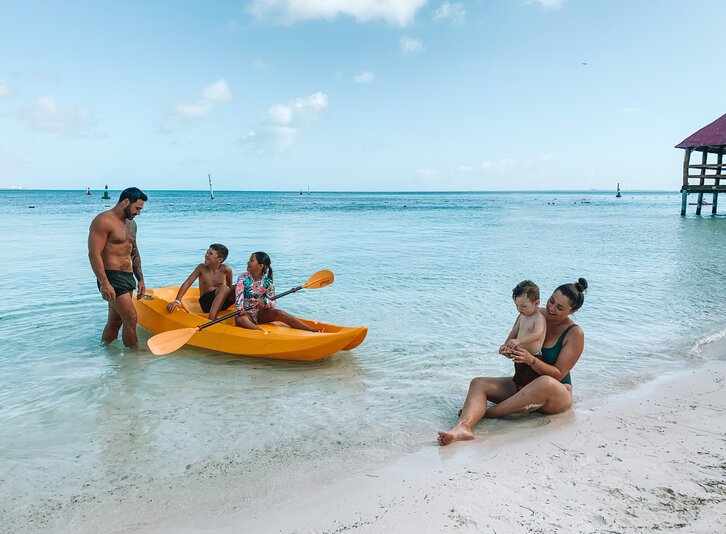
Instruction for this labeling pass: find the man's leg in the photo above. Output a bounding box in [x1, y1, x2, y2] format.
[111, 292, 139, 348]
[102, 301, 123, 343]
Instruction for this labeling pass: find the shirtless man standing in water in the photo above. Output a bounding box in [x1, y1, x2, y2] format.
[88, 187, 148, 347]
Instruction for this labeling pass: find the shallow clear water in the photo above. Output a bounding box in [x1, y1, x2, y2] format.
[1, 190, 725, 531]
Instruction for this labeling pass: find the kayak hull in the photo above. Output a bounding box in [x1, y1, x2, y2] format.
[134, 287, 367, 361]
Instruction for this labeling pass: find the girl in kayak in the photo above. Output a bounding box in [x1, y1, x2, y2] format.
[234, 251, 318, 332]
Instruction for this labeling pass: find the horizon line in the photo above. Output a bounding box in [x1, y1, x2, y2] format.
[0, 188, 679, 194]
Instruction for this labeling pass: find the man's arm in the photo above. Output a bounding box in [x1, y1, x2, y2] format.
[88, 216, 115, 301]
[129, 220, 145, 297]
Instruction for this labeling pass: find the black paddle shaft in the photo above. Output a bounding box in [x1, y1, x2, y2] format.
[194, 285, 303, 331]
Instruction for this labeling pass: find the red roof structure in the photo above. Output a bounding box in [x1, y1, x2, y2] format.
[676, 113, 726, 215]
[675, 113, 726, 150]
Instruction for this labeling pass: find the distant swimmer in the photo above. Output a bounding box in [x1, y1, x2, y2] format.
[87, 187, 148, 348]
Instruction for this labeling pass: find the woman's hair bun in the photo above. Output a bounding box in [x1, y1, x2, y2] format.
[575, 278, 588, 292]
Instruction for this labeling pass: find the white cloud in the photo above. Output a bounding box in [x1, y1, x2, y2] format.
[457, 165, 474, 172]
[294, 91, 328, 112]
[0, 82, 10, 97]
[433, 2, 465, 22]
[245, 91, 328, 151]
[242, 125, 299, 151]
[269, 104, 293, 125]
[400, 36, 423, 54]
[248, 0, 426, 26]
[268, 92, 328, 127]
[354, 71, 375, 84]
[529, 0, 565, 9]
[19, 96, 100, 137]
[203, 80, 232, 103]
[175, 79, 233, 121]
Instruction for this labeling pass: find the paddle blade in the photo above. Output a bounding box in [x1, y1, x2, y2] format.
[302, 269, 334, 289]
[147, 327, 198, 356]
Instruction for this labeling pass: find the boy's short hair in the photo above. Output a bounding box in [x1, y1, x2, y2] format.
[209, 243, 229, 261]
[512, 280, 539, 302]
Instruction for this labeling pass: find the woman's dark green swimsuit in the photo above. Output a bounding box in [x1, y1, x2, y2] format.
[513, 324, 576, 391]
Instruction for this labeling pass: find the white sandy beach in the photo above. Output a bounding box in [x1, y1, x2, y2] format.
[99, 360, 726, 534]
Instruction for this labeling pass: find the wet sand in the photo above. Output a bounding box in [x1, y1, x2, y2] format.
[137, 361, 726, 534]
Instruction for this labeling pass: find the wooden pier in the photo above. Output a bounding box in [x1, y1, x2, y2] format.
[676, 113, 726, 216]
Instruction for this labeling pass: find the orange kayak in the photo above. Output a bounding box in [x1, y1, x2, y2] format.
[135, 287, 367, 361]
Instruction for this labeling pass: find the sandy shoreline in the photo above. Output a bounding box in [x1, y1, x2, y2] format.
[123, 361, 726, 534]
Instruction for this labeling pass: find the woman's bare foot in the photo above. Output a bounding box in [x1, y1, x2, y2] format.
[437, 423, 474, 446]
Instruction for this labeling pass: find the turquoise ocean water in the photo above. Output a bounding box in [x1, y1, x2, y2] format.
[1, 190, 725, 532]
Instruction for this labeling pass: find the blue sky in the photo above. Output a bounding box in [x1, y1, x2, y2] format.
[0, 0, 723, 191]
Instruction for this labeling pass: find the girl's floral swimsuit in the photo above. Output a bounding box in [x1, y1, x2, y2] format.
[234, 271, 275, 322]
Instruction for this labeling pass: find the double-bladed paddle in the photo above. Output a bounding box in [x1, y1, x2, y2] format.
[147, 269, 334, 356]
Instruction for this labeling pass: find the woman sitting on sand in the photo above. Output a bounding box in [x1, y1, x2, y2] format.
[438, 278, 588, 446]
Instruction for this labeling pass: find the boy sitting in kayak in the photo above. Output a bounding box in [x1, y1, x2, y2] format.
[234, 251, 318, 332]
[166, 243, 235, 320]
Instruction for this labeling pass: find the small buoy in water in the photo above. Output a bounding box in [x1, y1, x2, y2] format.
[28, 205, 35, 208]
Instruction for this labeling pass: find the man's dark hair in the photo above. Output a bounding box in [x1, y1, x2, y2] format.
[118, 187, 148, 204]
[209, 243, 229, 262]
[512, 280, 539, 302]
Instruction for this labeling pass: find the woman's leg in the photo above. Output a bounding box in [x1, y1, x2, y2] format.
[257, 308, 318, 332]
[234, 312, 263, 331]
[485, 376, 572, 418]
[438, 377, 517, 446]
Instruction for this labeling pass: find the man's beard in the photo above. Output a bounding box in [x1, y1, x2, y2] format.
[123, 206, 135, 220]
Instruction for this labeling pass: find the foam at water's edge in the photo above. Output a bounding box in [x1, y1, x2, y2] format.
[689, 325, 726, 360]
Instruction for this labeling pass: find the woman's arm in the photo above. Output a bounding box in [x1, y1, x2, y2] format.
[550, 325, 584, 378]
[510, 326, 584, 381]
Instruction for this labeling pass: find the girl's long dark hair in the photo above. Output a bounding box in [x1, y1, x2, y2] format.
[253, 251, 273, 281]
